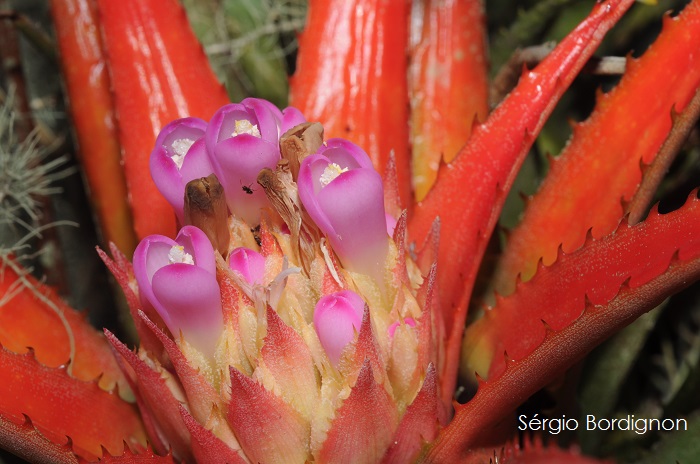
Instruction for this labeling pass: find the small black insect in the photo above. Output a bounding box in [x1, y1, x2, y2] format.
[241, 181, 255, 195]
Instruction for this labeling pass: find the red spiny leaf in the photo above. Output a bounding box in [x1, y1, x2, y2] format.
[137, 311, 219, 426]
[227, 367, 309, 463]
[495, 0, 700, 293]
[427, 196, 700, 461]
[261, 306, 318, 421]
[98, 444, 175, 462]
[0, 346, 146, 461]
[350, 306, 385, 381]
[383, 153, 404, 218]
[463, 436, 613, 463]
[97, 246, 165, 359]
[318, 359, 399, 463]
[410, 0, 489, 201]
[0, 412, 79, 464]
[381, 364, 440, 463]
[0, 258, 128, 394]
[416, 264, 442, 382]
[178, 405, 246, 464]
[407, 0, 635, 404]
[290, 0, 412, 210]
[105, 330, 193, 462]
[465, 193, 700, 380]
[97, 0, 229, 239]
[50, 0, 137, 255]
[391, 211, 411, 287]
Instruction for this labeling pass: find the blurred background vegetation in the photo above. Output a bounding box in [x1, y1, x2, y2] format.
[0, 0, 698, 462]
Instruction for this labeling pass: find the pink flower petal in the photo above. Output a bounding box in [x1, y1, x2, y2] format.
[206, 101, 283, 224]
[298, 139, 389, 275]
[149, 118, 211, 222]
[388, 317, 417, 338]
[281, 106, 306, 134]
[132, 226, 221, 355]
[229, 247, 265, 286]
[176, 225, 216, 275]
[313, 290, 365, 365]
[151, 264, 223, 354]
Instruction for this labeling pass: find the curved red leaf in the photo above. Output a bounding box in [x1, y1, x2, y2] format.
[97, 0, 229, 239]
[427, 195, 700, 461]
[408, 0, 636, 403]
[495, 0, 700, 293]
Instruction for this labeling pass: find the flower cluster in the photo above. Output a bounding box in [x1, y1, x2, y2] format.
[121, 98, 444, 462]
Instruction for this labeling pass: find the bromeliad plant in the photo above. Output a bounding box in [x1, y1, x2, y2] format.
[1, 0, 700, 462]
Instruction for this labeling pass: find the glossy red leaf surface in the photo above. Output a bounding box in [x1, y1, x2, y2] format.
[51, 0, 137, 255]
[409, 0, 489, 201]
[408, 0, 635, 402]
[495, 0, 700, 293]
[290, 0, 412, 209]
[97, 0, 229, 239]
[0, 258, 128, 394]
[0, 347, 146, 461]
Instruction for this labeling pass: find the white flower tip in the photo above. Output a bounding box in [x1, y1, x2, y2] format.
[232, 119, 261, 138]
[170, 138, 195, 169]
[168, 245, 195, 265]
[319, 163, 348, 187]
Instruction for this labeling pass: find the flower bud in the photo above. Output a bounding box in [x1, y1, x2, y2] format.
[388, 318, 416, 338]
[149, 118, 215, 222]
[205, 99, 305, 225]
[229, 247, 265, 286]
[132, 226, 222, 355]
[298, 138, 389, 276]
[313, 290, 365, 365]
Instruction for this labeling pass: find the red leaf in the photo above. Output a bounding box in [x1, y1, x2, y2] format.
[0, 257, 128, 394]
[495, 0, 700, 293]
[51, 0, 137, 255]
[407, 0, 636, 403]
[137, 311, 219, 426]
[97, 0, 229, 239]
[179, 405, 246, 464]
[318, 359, 399, 463]
[409, 0, 489, 201]
[0, 346, 146, 461]
[290, 0, 412, 210]
[261, 306, 318, 422]
[227, 366, 309, 463]
[0, 412, 78, 464]
[381, 364, 440, 463]
[464, 193, 700, 381]
[98, 444, 175, 463]
[105, 330, 192, 461]
[428, 194, 700, 461]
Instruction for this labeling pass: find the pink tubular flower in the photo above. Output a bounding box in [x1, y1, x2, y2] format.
[313, 290, 365, 365]
[229, 247, 265, 286]
[132, 225, 222, 355]
[204, 98, 305, 224]
[298, 138, 389, 276]
[149, 118, 216, 222]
